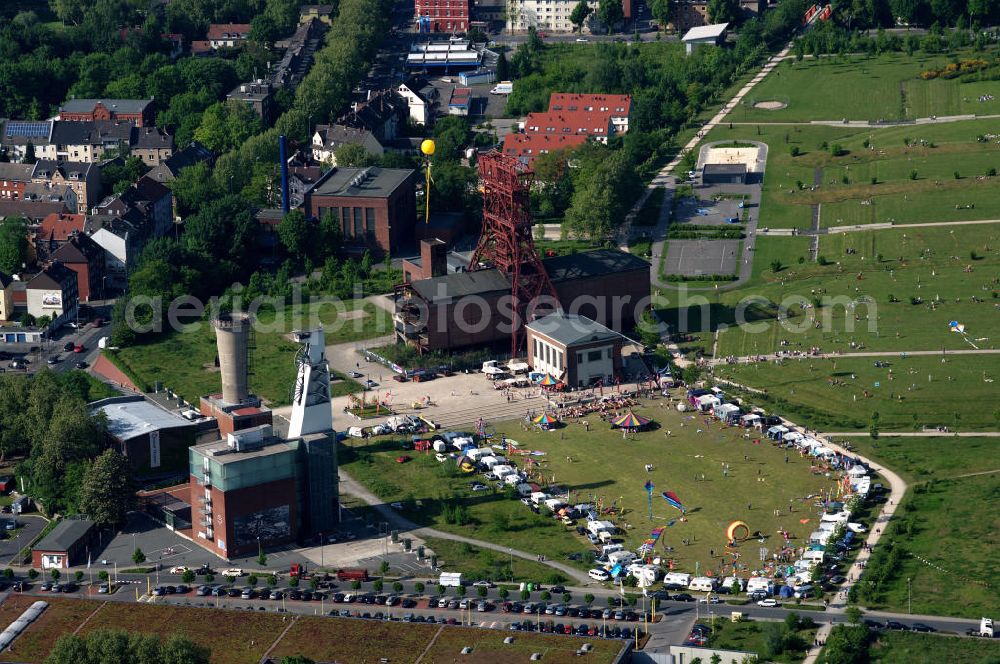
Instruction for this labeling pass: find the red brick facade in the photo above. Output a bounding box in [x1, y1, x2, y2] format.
[189, 475, 298, 559]
[414, 0, 469, 32]
[305, 175, 417, 257]
[60, 102, 152, 127]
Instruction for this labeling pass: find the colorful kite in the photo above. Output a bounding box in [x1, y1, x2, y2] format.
[949, 321, 979, 349]
[661, 491, 685, 513]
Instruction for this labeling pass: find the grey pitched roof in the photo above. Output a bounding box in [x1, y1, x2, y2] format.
[308, 166, 413, 199]
[541, 249, 650, 284]
[409, 268, 511, 303]
[0, 199, 68, 221]
[49, 120, 133, 147]
[34, 518, 95, 552]
[134, 127, 173, 150]
[60, 99, 153, 115]
[162, 142, 213, 174]
[0, 163, 34, 181]
[314, 124, 381, 150]
[26, 261, 75, 290]
[526, 312, 620, 347]
[31, 160, 95, 181]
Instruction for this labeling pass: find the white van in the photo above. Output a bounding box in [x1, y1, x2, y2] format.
[662, 572, 692, 589]
[746, 577, 772, 595]
[601, 543, 624, 556]
[608, 551, 636, 566]
[588, 568, 610, 582]
[802, 550, 826, 564]
[688, 577, 717, 592]
[530, 491, 548, 505]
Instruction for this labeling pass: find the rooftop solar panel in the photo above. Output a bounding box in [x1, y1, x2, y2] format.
[5, 122, 50, 139]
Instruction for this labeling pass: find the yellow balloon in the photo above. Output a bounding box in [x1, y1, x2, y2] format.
[420, 139, 436, 156]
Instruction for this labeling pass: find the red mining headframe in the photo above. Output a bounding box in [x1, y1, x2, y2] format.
[469, 151, 559, 357]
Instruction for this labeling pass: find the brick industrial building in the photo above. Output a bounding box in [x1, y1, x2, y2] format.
[57, 99, 155, 127]
[526, 312, 624, 387]
[304, 166, 417, 256]
[188, 424, 337, 559]
[395, 245, 650, 353]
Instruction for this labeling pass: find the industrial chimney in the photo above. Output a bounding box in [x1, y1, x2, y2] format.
[279, 134, 290, 214]
[213, 313, 254, 405]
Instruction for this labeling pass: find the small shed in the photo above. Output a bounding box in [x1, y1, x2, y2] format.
[681, 23, 729, 55]
[702, 163, 747, 185]
[32, 518, 97, 569]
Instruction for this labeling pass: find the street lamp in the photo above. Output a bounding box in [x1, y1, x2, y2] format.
[907, 577, 911, 614]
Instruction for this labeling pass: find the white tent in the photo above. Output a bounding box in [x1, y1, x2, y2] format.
[848, 465, 868, 477]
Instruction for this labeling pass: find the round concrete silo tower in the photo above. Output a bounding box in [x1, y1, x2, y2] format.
[213, 313, 253, 405]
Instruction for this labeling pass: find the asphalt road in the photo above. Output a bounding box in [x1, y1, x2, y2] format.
[0, 515, 46, 566]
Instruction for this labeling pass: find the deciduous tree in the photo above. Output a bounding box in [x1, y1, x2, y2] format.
[79, 449, 135, 526]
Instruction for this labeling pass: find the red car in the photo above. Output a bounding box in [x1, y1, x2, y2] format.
[395, 455, 411, 464]
[392, 374, 407, 383]
[73, 344, 85, 353]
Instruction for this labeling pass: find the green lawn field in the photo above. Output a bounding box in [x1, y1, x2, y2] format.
[112, 301, 390, 406]
[734, 53, 1000, 123]
[706, 224, 1000, 357]
[342, 397, 842, 581]
[868, 630, 1000, 662]
[868, 473, 998, 619]
[703, 119, 1000, 229]
[707, 616, 818, 663]
[715, 355, 1000, 432]
[837, 436, 998, 485]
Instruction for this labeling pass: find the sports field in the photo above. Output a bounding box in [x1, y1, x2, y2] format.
[715, 355, 1000, 432]
[344, 397, 842, 579]
[734, 53, 1000, 123]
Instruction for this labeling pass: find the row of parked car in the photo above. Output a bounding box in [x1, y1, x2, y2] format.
[508, 621, 635, 640]
[191, 585, 325, 601]
[501, 601, 644, 622]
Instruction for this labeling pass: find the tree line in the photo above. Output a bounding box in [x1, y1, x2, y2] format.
[505, 2, 806, 242]
[0, 371, 133, 524]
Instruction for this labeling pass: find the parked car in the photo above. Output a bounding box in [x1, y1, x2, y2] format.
[756, 598, 779, 608]
[910, 623, 935, 633]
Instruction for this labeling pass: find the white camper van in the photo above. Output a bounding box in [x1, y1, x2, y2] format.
[688, 577, 717, 592]
[662, 572, 692, 589]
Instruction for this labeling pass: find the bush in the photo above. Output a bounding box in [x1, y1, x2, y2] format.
[789, 145, 800, 157]
[371, 579, 382, 592]
[909, 169, 918, 180]
[817, 255, 830, 265]
[132, 548, 146, 564]
[770, 259, 783, 273]
[988, 167, 997, 177]
[182, 570, 196, 584]
[414, 582, 425, 593]
[28, 569, 38, 580]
